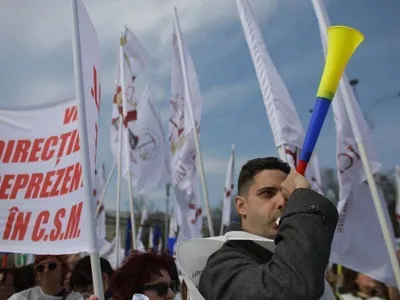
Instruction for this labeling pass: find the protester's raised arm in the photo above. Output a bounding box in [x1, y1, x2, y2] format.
[199, 188, 339, 300]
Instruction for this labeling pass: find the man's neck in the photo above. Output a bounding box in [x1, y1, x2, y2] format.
[240, 222, 252, 234]
[41, 284, 64, 296]
[240, 222, 274, 239]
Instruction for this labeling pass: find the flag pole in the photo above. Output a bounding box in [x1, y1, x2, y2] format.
[120, 33, 137, 249]
[165, 184, 171, 249]
[96, 162, 117, 217]
[219, 200, 224, 236]
[115, 39, 125, 265]
[71, 0, 104, 298]
[115, 113, 123, 267]
[220, 144, 235, 236]
[173, 8, 214, 236]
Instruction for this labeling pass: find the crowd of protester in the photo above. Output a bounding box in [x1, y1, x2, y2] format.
[0, 250, 187, 300]
[2, 249, 400, 299]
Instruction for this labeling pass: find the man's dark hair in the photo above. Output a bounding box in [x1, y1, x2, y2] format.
[238, 157, 291, 195]
[70, 256, 114, 290]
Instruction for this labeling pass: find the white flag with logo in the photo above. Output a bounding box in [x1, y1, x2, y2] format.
[312, 0, 396, 286]
[130, 86, 170, 190]
[110, 27, 149, 177]
[169, 16, 202, 199]
[169, 11, 204, 244]
[236, 0, 323, 194]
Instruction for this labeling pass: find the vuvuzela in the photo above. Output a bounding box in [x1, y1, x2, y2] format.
[297, 26, 364, 175]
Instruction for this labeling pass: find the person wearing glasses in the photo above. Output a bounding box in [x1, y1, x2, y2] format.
[109, 251, 176, 300]
[7, 255, 82, 300]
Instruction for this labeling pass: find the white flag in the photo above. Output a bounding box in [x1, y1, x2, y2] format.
[74, 0, 101, 192]
[130, 87, 170, 190]
[70, 0, 101, 253]
[169, 11, 204, 243]
[236, 0, 323, 194]
[169, 16, 202, 199]
[123, 27, 150, 77]
[312, 0, 396, 286]
[174, 176, 203, 242]
[221, 145, 235, 229]
[110, 27, 148, 176]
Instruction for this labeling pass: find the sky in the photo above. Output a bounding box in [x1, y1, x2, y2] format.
[0, 0, 399, 213]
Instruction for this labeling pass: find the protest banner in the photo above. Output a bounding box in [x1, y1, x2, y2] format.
[0, 97, 97, 254]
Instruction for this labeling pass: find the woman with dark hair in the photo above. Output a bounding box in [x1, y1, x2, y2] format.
[0, 265, 36, 299]
[7, 255, 82, 300]
[110, 251, 175, 300]
[70, 256, 114, 299]
[340, 272, 387, 300]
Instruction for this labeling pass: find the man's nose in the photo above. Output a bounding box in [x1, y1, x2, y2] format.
[276, 191, 288, 210]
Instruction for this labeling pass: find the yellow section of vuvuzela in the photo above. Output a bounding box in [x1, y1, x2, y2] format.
[316, 26, 364, 100]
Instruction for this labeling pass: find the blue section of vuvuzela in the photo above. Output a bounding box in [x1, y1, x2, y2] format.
[299, 97, 331, 163]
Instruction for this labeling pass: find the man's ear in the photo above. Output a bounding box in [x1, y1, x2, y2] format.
[235, 195, 247, 218]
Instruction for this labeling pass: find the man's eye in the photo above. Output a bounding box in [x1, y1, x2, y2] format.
[262, 190, 275, 197]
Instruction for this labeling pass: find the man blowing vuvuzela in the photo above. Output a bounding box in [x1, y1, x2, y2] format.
[199, 157, 339, 300]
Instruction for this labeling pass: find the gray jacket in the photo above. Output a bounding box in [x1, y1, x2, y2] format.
[198, 188, 339, 300]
